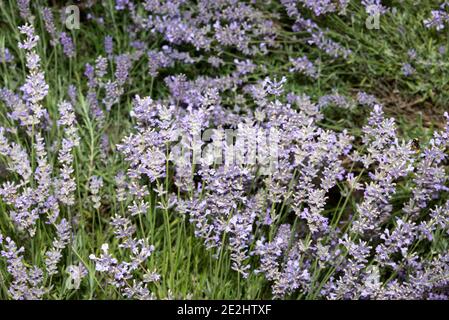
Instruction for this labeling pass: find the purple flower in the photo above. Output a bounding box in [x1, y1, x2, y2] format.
[67, 263, 88, 290]
[114, 54, 132, 86]
[17, 0, 31, 21]
[0, 48, 14, 63]
[362, 0, 388, 15]
[42, 7, 59, 46]
[115, 0, 130, 10]
[401, 63, 415, 76]
[289, 56, 318, 78]
[89, 176, 103, 209]
[1, 237, 45, 299]
[60, 32, 75, 58]
[424, 10, 449, 31]
[104, 35, 113, 55]
[17, 24, 49, 126]
[298, 0, 338, 16]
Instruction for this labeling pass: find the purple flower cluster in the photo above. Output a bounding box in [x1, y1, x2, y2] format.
[17, 0, 32, 21]
[401, 63, 415, 77]
[282, 1, 352, 59]
[41, 7, 59, 46]
[0, 24, 82, 298]
[89, 214, 159, 299]
[62, 0, 363, 123]
[297, 0, 349, 16]
[362, 0, 388, 16]
[18, 24, 49, 127]
[0, 48, 14, 63]
[1, 237, 45, 299]
[424, 3, 449, 30]
[116, 75, 449, 298]
[289, 56, 319, 79]
[59, 32, 75, 58]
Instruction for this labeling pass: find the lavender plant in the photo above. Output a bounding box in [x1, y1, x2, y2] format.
[1, 0, 449, 301]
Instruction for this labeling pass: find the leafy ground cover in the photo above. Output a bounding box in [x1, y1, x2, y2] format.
[1, 0, 449, 300]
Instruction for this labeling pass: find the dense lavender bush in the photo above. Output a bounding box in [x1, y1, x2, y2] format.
[0, 0, 449, 300]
